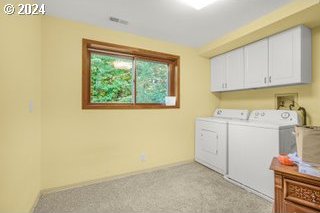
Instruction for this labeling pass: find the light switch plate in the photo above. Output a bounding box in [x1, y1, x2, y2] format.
[29, 100, 33, 113]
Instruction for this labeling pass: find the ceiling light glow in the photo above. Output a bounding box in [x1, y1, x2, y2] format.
[179, 0, 218, 10]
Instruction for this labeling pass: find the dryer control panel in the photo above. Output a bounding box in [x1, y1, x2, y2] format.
[249, 110, 301, 125]
[213, 109, 249, 120]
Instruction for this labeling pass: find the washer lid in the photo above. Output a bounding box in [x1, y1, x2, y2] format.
[196, 117, 229, 124]
[228, 120, 296, 130]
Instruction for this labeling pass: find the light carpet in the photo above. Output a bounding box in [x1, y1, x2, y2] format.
[34, 162, 272, 213]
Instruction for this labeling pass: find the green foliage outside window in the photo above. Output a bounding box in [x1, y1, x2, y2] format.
[136, 60, 168, 104]
[90, 53, 169, 104]
[90, 53, 133, 103]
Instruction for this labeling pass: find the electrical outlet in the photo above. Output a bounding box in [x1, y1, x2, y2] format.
[140, 153, 146, 161]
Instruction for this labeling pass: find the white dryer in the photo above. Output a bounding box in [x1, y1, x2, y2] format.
[227, 110, 301, 200]
[195, 109, 249, 175]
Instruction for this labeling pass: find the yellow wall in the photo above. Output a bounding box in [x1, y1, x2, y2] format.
[199, 0, 320, 57]
[41, 16, 218, 189]
[0, 1, 42, 212]
[219, 26, 320, 126]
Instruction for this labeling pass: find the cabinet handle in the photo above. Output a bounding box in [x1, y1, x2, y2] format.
[264, 77, 267, 84]
[269, 76, 272, 83]
[225, 83, 227, 89]
[222, 83, 224, 89]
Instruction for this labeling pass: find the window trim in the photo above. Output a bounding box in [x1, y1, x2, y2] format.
[82, 39, 180, 109]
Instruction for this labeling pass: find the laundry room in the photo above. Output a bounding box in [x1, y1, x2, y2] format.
[1, 0, 320, 213]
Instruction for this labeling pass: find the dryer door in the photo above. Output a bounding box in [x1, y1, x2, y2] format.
[200, 129, 218, 156]
[195, 120, 227, 174]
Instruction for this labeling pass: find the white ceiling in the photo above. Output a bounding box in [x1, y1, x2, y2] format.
[36, 0, 293, 47]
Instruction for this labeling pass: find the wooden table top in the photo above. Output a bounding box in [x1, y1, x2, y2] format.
[270, 157, 320, 182]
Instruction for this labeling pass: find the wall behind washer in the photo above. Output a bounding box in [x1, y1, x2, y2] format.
[41, 16, 218, 189]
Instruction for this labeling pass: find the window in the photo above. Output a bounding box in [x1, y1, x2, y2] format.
[82, 39, 180, 109]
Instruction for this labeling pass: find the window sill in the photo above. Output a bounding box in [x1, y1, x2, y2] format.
[82, 103, 180, 110]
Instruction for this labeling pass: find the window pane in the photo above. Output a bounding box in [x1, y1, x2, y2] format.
[136, 59, 169, 104]
[90, 53, 133, 103]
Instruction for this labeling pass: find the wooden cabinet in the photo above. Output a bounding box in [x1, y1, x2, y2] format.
[244, 38, 269, 88]
[270, 158, 320, 213]
[284, 201, 319, 213]
[210, 48, 244, 92]
[269, 25, 311, 86]
[210, 25, 311, 92]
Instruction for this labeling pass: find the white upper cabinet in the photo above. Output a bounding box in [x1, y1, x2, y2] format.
[210, 25, 312, 92]
[226, 48, 245, 90]
[211, 54, 226, 92]
[211, 48, 244, 92]
[244, 38, 269, 88]
[268, 25, 311, 86]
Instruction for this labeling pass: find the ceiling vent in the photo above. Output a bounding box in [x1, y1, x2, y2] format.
[109, 16, 129, 25]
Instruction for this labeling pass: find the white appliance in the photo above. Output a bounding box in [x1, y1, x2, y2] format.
[195, 109, 249, 175]
[227, 110, 301, 200]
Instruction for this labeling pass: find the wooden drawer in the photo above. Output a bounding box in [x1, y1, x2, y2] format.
[284, 201, 319, 213]
[284, 178, 320, 210]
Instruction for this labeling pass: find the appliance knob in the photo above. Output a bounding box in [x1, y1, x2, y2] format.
[281, 112, 290, 119]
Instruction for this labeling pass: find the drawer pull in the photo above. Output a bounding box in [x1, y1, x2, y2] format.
[312, 194, 317, 203]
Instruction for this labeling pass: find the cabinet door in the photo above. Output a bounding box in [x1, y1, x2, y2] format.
[226, 48, 244, 90]
[244, 39, 269, 88]
[211, 54, 226, 92]
[269, 27, 300, 86]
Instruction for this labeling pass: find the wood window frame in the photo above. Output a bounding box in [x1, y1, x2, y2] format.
[82, 39, 180, 109]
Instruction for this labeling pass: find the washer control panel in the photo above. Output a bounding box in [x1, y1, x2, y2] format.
[281, 112, 290, 119]
[249, 110, 300, 125]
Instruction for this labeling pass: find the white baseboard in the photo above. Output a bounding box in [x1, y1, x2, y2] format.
[41, 160, 194, 195]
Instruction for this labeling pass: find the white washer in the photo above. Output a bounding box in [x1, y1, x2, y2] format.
[195, 109, 249, 175]
[226, 110, 301, 200]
